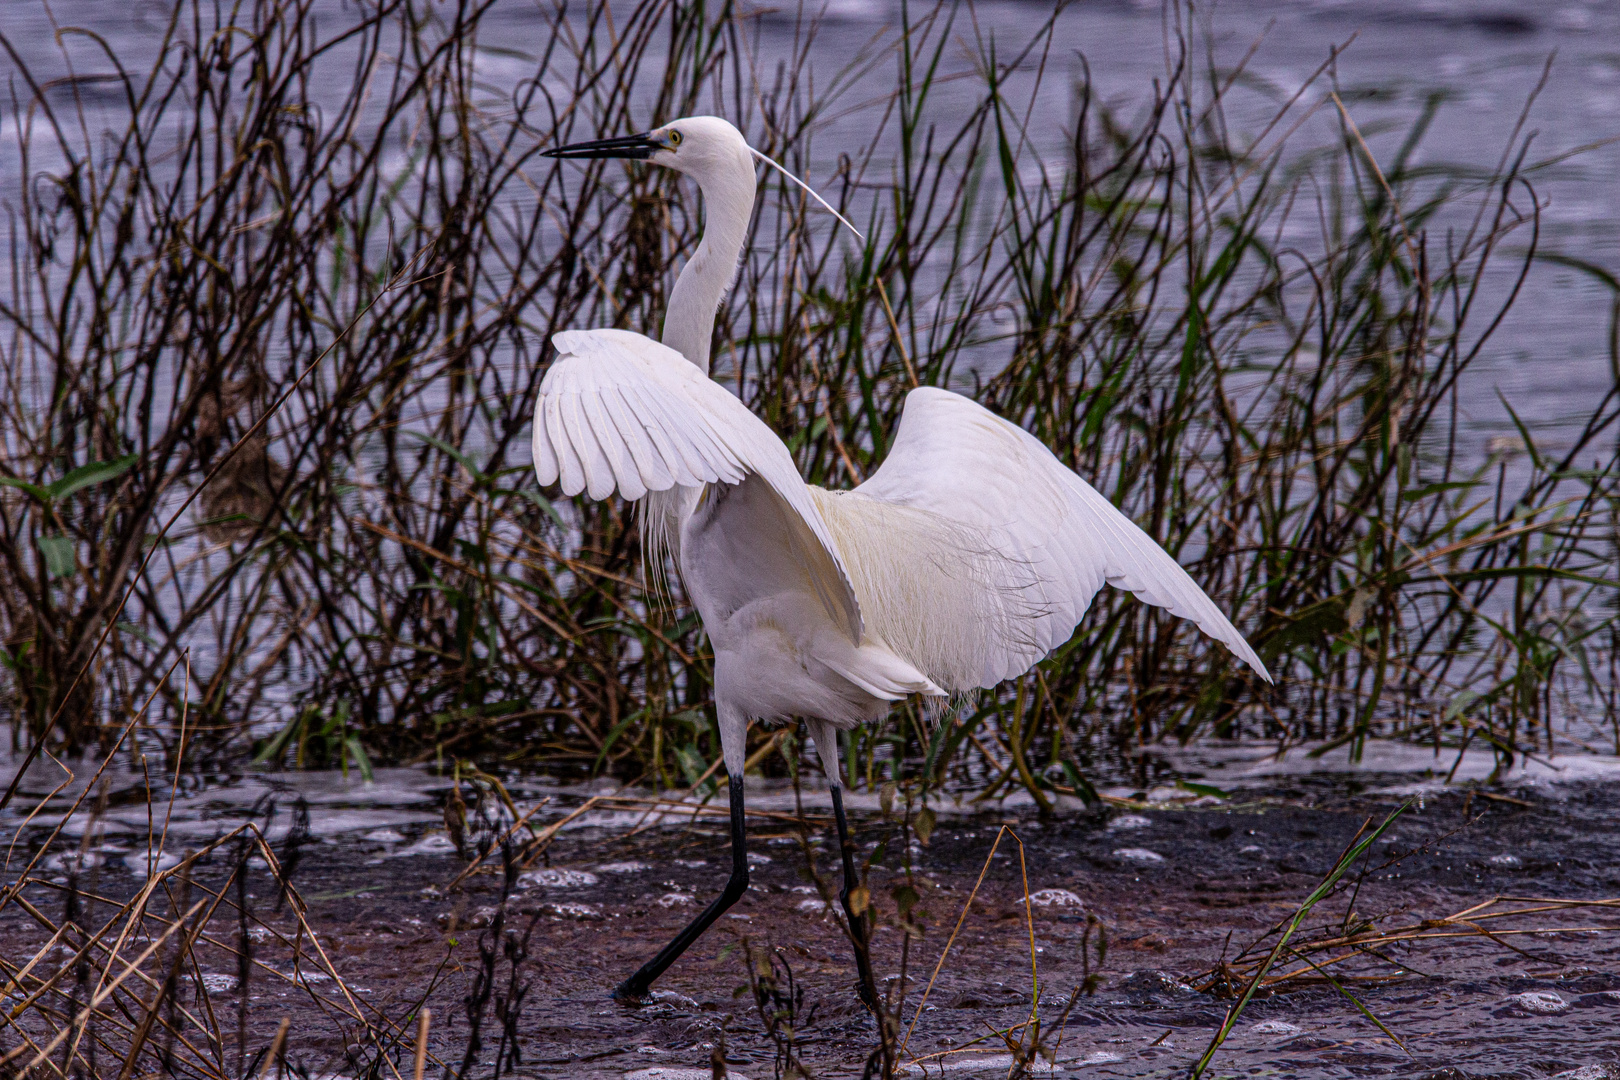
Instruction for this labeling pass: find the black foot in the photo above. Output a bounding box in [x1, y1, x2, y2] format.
[612, 979, 653, 1005]
[856, 979, 880, 1014]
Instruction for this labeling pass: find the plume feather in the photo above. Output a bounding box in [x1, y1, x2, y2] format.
[748, 147, 864, 241]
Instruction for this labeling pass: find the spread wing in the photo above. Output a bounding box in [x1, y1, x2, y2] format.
[532, 328, 862, 640]
[855, 387, 1270, 687]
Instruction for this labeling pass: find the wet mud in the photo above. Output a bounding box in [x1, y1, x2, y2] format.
[5, 769, 1620, 1078]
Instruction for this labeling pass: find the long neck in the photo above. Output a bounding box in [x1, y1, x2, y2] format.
[661, 169, 755, 373]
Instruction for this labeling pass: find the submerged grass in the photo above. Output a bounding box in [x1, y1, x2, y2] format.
[0, 0, 1618, 810]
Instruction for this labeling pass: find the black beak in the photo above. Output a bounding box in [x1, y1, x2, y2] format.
[541, 132, 657, 161]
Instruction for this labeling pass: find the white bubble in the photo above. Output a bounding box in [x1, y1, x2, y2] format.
[391, 834, 457, 857]
[186, 973, 239, 994]
[1507, 990, 1569, 1015]
[517, 867, 599, 889]
[1112, 848, 1166, 864]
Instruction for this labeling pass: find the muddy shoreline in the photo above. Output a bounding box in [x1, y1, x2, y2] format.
[5, 770, 1619, 1078]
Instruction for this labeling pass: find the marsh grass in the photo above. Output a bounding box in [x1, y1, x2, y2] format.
[1, 0, 1618, 812]
[9, 761, 1619, 1080]
[1188, 842, 1620, 1077]
[0, 807, 449, 1080]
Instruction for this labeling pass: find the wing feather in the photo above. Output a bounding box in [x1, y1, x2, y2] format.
[533, 327, 863, 639]
[603, 388, 678, 490]
[558, 390, 615, 501]
[543, 392, 585, 497]
[855, 387, 1269, 686]
[622, 382, 711, 485]
[580, 389, 646, 501]
[531, 399, 559, 486]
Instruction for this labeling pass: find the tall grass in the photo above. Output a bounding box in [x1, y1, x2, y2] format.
[1, 0, 1617, 803]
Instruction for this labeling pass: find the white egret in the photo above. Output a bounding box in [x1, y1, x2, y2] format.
[535, 116, 1270, 1007]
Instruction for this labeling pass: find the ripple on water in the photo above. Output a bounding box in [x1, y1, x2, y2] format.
[1576, 990, 1620, 1007]
[901, 1053, 1058, 1073]
[1072, 1051, 1124, 1065]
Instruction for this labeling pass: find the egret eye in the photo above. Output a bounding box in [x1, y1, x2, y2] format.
[667, 130, 683, 147]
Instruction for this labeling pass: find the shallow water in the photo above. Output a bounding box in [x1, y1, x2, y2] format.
[8, 728, 1620, 860]
[7, 732, 1618, 857]
[5, 743, 1620, 1077]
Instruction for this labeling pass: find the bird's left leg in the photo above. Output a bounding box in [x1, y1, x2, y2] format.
[614, 702, 751, 1004]
[806, 719, 881, 1014]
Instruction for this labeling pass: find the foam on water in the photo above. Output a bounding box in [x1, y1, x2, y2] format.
[1133, 737, 1620, 799]
[8, 733, 1620, 874]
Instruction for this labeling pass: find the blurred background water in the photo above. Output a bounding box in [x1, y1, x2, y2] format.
[2, 0, 1618, 765]
[4, 0, 1617, 450]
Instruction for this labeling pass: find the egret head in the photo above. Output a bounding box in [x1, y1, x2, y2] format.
[542, 117, 861, 239]
[542, 115, 753, 189]
[542, 115, 859, 372]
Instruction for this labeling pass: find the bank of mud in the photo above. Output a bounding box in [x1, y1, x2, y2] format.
[4, 767, 1619, 1078]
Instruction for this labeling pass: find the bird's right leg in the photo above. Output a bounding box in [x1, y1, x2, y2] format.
[806, 719, 881, 1014]
[613, 703, 751, 1004]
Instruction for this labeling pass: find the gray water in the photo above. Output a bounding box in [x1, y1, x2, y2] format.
[3, 0, 1618, 444]
[4, 0, 1617, 716]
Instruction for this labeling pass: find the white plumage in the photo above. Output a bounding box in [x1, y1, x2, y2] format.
[534, 115, 1269, 1005]
[533, 332, 1270, 739]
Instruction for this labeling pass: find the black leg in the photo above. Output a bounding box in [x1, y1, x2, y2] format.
[614, 775, 749, 1003]
[830, 786, 881, 1013]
